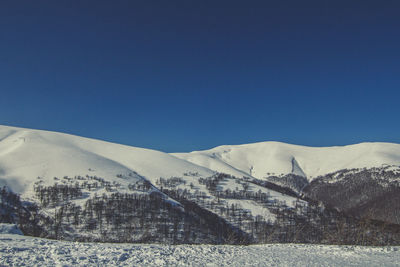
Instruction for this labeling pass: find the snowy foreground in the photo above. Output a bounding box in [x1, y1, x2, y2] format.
[1, 234, 399, 266]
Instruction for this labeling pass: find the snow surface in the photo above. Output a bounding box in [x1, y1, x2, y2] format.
[173, 141, 400, 181]
[0, 125, 214, 198]
[0, 232, 399, 266]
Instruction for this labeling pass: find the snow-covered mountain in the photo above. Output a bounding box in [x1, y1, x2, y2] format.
[173, 141, 400, 181]
[173, 141, 400, 225]
[2, 124, 400, 196]
[1, 124, 400, 244]
[0, 125, 214, 198]
[0, 125, 303, 243]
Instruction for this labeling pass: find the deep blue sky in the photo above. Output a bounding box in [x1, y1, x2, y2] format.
[1, 1, 399, 152]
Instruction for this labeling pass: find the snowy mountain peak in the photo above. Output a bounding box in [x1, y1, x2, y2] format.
[173, 140, 400, 181]
[1, 125, 400, 244]
[0, 125, 214, 196]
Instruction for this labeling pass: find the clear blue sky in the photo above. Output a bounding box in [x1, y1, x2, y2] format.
[1, 1, 399, 152]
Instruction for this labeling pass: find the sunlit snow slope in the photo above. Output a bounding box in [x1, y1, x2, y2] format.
[2, 124, 400, 198]
[173, 141, 400, 181]
[0, 125, 214, 197]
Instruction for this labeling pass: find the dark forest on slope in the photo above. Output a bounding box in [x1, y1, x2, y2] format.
[303, 166, 400, 225]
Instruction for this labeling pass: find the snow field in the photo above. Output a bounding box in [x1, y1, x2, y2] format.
[0, 233, 399, 267]
[0, 125, 214, 198]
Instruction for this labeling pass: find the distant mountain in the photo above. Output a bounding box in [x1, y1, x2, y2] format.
[1, 125, 399, 245]
[174, 141, 400, 224]
[173, 141, 400, 181]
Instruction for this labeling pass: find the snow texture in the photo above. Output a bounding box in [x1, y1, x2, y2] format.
[0, 233, 399, 267]
[0, 125, 214, 198]
[173, 141, 400, 181]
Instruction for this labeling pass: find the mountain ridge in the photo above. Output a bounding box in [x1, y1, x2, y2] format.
[1, 124, 400, 244]
[2, 124, 400, 194]
[173, 140, 400, 181]
[0, 124, 215, 197]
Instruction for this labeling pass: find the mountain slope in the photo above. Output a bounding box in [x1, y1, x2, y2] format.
[0, 125, 302, 244]
[173, 141, 400, 225]
[0, 125, 214, 197]
[1, 125, 400, 244]
[0, 125, 248, 243]
[173, 141, 400, 181]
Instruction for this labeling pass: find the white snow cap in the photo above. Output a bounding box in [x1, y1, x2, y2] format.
[173, 141, 400, 181]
